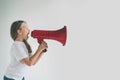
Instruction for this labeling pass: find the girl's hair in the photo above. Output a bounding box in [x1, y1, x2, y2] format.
[10, 20, 32, 54]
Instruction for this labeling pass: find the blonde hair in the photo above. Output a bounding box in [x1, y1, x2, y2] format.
[10, 20, 32, 54]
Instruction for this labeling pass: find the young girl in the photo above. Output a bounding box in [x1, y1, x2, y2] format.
[4, 20, 48, 80]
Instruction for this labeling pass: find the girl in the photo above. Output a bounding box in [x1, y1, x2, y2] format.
[4, 20, 48, 80]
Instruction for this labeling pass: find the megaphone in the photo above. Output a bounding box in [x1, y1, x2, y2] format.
[31, 26, 67, 52]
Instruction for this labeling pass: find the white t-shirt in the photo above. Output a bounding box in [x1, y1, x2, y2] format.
[5, 41, 29, 80]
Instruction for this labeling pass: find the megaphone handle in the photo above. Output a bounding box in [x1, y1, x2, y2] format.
[38, 38, 47, 52]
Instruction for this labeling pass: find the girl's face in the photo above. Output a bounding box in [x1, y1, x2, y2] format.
[18, 22, 30, 40]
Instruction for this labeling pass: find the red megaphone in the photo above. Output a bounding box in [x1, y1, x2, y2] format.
[31, 26, 67, 52]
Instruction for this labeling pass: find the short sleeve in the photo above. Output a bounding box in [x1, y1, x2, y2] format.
[12, 43, 29, 62]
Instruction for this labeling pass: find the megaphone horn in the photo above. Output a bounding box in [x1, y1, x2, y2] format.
[31, 26, 67, 46]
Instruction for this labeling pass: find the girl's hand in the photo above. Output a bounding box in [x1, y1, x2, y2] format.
[38, 41, 48, 52]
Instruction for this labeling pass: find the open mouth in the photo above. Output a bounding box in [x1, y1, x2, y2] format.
[27, 33, 29, 39]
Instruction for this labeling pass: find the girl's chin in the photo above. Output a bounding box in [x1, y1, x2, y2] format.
[26, 37, 29, 40]
[24, 36, 29, 40]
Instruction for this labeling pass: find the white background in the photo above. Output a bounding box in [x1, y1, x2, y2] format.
[0, 0, 120, 80]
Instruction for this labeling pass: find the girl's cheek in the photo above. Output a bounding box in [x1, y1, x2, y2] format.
[24, 28, 28, 33]
[27, 29, 29, 34]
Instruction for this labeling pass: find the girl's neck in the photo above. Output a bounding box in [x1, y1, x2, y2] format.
[15, 37, 23, 41]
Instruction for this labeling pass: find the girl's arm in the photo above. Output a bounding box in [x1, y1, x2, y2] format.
[22, 41, 47, 66]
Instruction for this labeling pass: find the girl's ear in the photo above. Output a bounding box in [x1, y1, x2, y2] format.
[17, 29, 22, 35]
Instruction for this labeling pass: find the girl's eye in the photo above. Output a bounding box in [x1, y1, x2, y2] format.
[19, 28, 22, 30]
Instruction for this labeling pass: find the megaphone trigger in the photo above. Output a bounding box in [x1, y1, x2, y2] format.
[37, 38, 43, 44]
